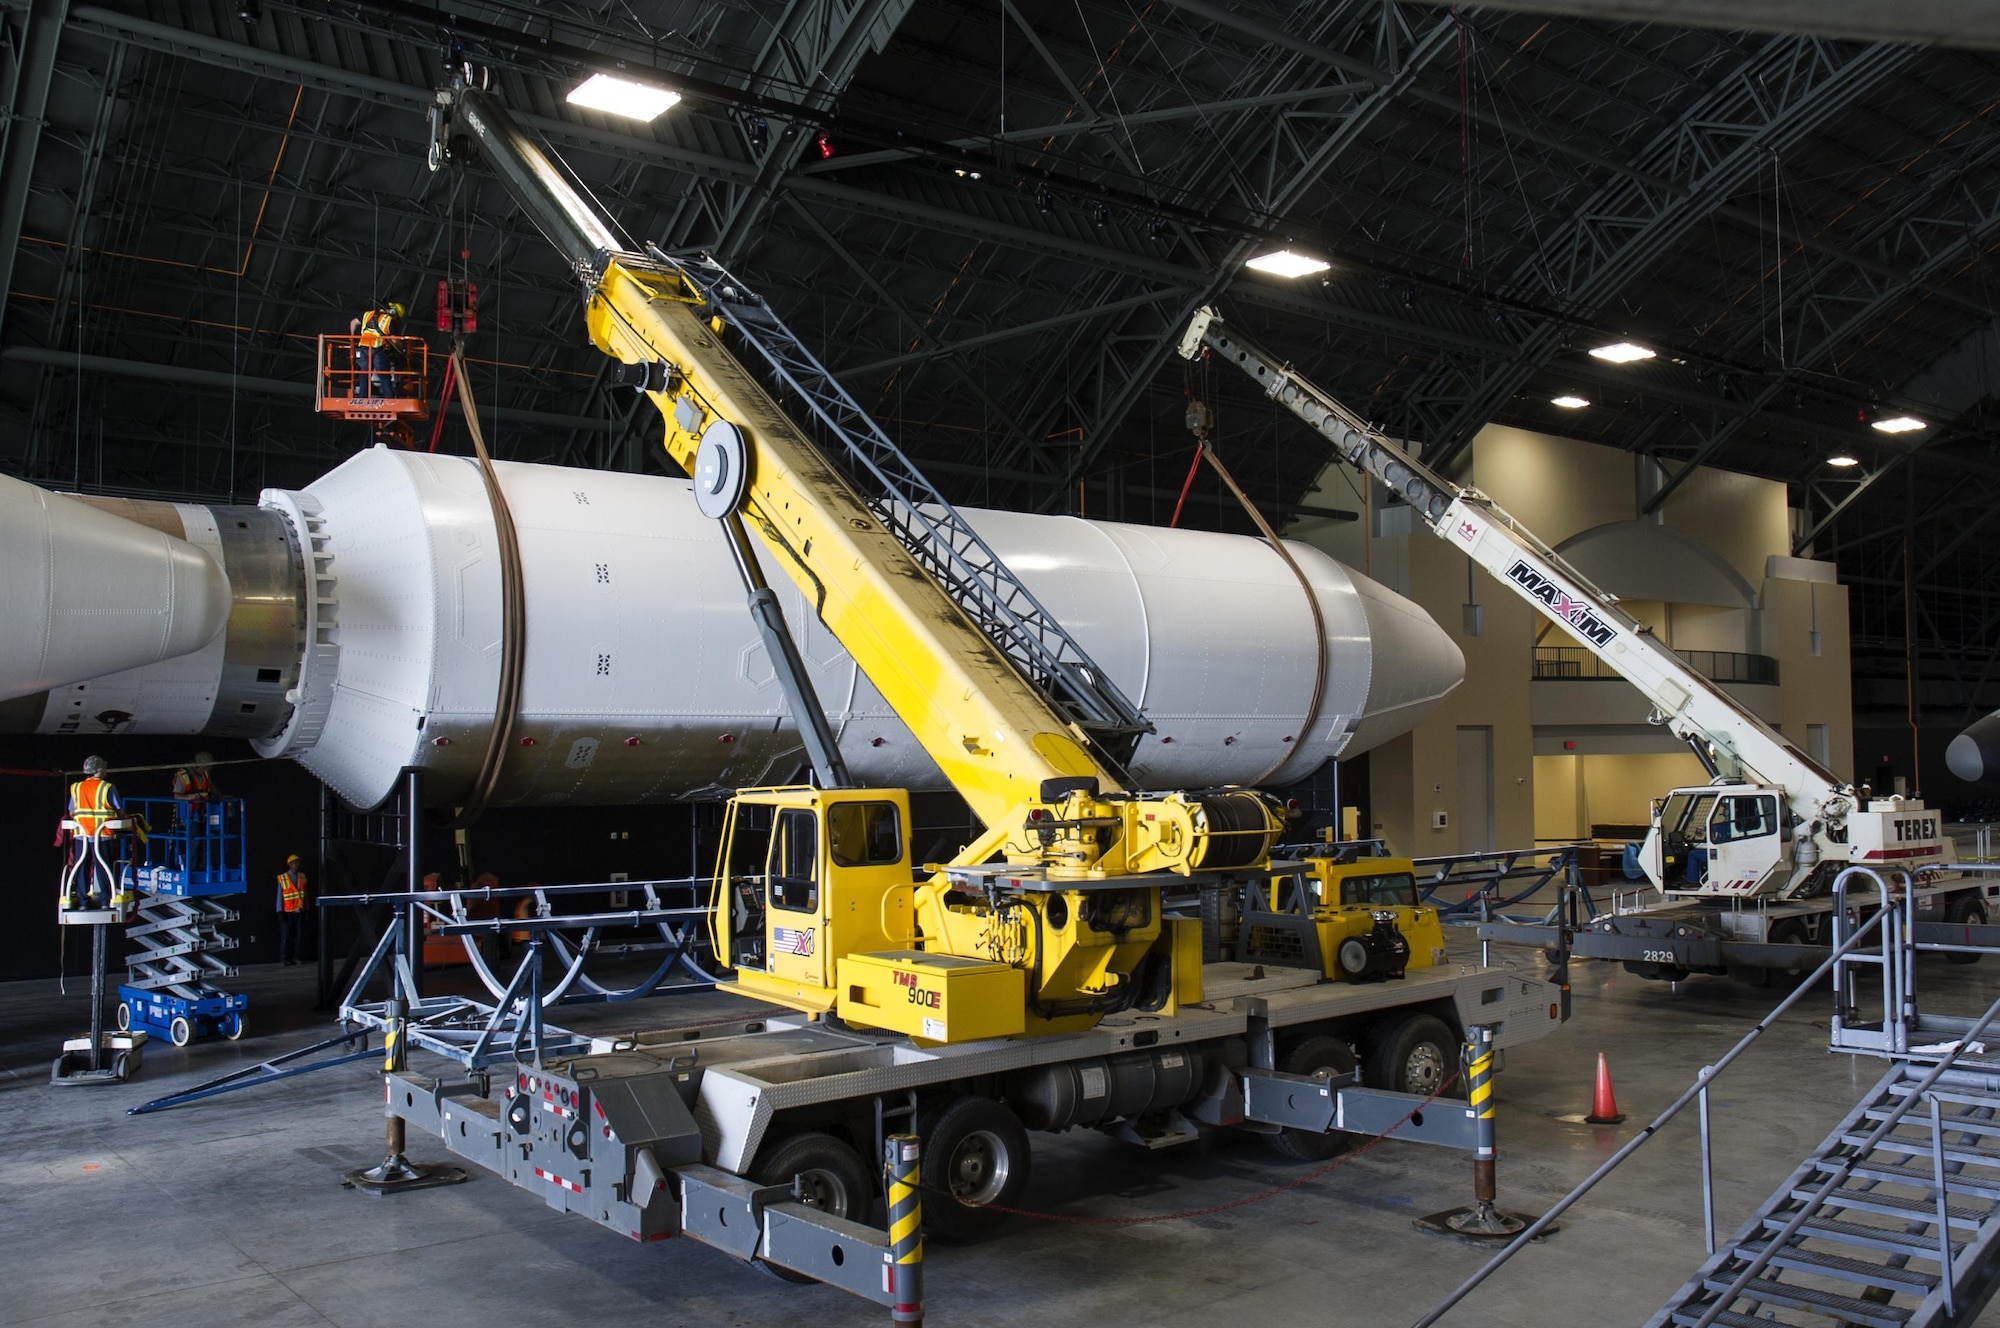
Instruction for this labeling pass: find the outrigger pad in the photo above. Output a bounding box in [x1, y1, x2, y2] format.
[342, 1155, 470, 1195]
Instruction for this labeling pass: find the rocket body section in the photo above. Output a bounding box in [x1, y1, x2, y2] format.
[0, 448, 1464, 808]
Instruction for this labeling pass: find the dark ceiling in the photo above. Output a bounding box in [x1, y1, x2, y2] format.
[3, 0, 1999, 706]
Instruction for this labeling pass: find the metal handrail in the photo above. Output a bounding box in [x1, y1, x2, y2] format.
[1410, 900, 1888, 1328]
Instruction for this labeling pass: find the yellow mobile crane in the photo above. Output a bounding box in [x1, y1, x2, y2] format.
[387, 81, 1566, 1301]
[431, 81, 1283, 1043]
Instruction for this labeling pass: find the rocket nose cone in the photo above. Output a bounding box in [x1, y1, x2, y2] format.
[1947, 713, 2000, 783]
[1342, 568, 1466, 750]
[0, 472, 231, 701]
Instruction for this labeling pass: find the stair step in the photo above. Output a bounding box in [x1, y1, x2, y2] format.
[1699, 1275, 1911, 1327]
[1845, 1133, 2000, 1169]
[1795, 1186, 1987, 1226]
[1813, 1156, 2000, 1198]
[1773, 1216, 1963, 1259]
[1737, 1239, 1938, 1291]
[1864, 1108, 2000, 1141]
[1668, 1311, 1767, 1328]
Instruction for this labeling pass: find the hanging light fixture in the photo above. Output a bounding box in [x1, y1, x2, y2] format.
[567, 72, 681, 122]
[1245, 249, 1331, 279]
[1588, 341, 1655, 364]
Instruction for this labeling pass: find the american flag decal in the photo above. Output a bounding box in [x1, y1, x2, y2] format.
[773, 926, 816, 956]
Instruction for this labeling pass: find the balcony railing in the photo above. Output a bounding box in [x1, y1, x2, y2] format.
[1533, 646, 1778, 685]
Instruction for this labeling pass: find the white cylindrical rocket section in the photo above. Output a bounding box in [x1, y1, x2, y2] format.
[2, 448, 1464, 809]
[0, 470, 230, 698]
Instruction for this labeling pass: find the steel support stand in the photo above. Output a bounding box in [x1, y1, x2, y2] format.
[884, 1134, 924, 1326]
[1416, 1026, 1545, 1243]
[403, 768, 424, 1000]
[343, 957, 465, 1193]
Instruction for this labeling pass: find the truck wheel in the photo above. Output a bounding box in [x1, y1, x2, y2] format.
[1267, 1035, 1358, 1162]
[1946, 895, 1987, 965]
[919, 1096, 1031, 1244]
[224, 1014, 246, 1041]
[1767, 918, 1813, 978]
[169, 1016, 192, 1048]
[750, 1132, 873, 1283]
[1367, 1013, 1462, 1099]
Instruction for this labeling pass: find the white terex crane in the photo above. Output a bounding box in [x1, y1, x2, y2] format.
[1181, 310, 1982, 959]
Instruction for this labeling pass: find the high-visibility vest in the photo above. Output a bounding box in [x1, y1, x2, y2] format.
[278, 869, 307, 912]
[357, 309, 393, 348]
[69, 777, 120, 837]
[173, 768, 214, 801]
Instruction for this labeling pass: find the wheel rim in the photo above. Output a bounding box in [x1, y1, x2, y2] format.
[945, 1129, 1011, 1205]
[794, 1168, 853, 1217]
[1403, 1043, 1448, 1095]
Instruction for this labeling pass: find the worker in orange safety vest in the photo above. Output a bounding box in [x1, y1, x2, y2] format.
[349, 301, 405, 398]
[63, 756, 129, 909]
[276, 853, 308, 965]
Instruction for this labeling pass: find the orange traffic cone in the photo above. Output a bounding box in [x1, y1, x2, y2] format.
[1584, 1052, 1626, 1125]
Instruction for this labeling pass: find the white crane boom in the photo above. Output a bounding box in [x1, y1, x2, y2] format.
[1182, 307, 1949, 899]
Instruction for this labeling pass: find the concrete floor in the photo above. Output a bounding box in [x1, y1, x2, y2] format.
[7, 937, 2000, 1328]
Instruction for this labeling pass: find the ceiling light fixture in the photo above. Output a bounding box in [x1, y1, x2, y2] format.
[1588, 341, 1655, 364]
[567, 72, 681, 122]
[1550, 395, 1589, 409]
[1827, 455, 1860, 468]
[1245, 249, 1331, 279]
[1870, 415, 1927, 434]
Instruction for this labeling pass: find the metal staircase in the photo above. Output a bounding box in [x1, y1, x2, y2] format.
[1651, 866, 2000, 1328]
[1653, 1062, 2000, 1327]
[1414, 865, 2000, 1328]
[667, 250, 1153, 770]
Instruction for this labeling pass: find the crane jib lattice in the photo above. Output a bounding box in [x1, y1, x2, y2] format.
[668, 251, 1151, 765]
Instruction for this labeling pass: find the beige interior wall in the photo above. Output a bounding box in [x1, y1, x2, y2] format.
[1762, 575, 1855, 782]
[1669, 603, 1753, 653]
[1363, 531, 1536, 856]
[1470, 426, 1637, 543]
[1534, 753, 1708, 841]
[1533, 755, 1584, 840]
[1660, 465, 1790, 589]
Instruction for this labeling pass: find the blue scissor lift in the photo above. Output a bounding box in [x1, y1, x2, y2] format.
[118, 797, 249, 1046]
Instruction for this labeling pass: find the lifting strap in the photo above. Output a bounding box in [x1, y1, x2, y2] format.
[447, 344, 526, 828]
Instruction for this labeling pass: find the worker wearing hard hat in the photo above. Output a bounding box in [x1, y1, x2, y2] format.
[171, 750, 217, 810]
[61, 756, 131, 910]
[276, 853, 308, 965]
[349, 300, 406, 398]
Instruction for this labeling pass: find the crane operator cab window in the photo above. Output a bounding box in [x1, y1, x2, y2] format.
[767, 808, 820, 913]
[1702, 791, 1786, 893]
[1338, 871, 1421, 909]
[734, 788, 917, 1001]
[1654, 791, 1719, 887]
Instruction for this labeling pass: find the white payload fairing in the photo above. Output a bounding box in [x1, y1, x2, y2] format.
[0, 447, 1464, 809]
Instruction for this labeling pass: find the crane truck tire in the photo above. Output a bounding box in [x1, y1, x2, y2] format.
[918, 1095, 1031, 1244]
[750, 1132, 873, 1282]
[1268, 1035, 1360, 1162]
[1366, 1013, 1462, 1099]
[1946, 894, 1987, 965]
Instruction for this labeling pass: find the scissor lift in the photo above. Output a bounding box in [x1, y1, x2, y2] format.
[117, 797, 249, 1046]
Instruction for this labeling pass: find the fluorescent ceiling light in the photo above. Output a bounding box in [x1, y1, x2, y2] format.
[1827, 455, 1860, 468]
[1588, 341, 1655, 364]
[1245, 249, 1331, 279]
[1870, 415, 1927, 434]
[1550, 395, 1589, 409]
[567, 73, 681, 122]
